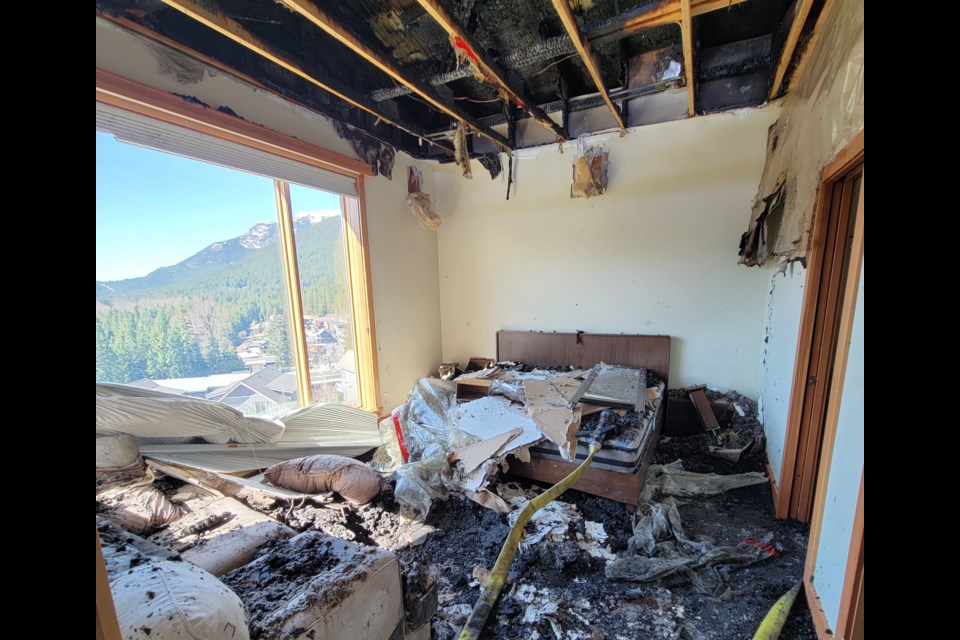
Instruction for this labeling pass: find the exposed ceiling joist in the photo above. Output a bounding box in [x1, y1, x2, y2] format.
[274, 0, 513, 153]
[157, 0, 454, 154]
[769, 0, 816, 98]
[367, 0, 750, 106]
[549, 0, 626, 133]
[786, 0, 832, 93]
[98, 13, 394, 153]
[679, 0, 695, 116]
[621, 0, 749, 34]
[414, 0, 566, 143]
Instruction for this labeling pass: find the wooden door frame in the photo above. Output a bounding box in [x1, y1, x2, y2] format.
[776, 130, 864, 521]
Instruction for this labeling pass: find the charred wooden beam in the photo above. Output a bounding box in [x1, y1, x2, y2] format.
[275, 0, 513, 152]
[369, 0, 748, 103]
[769, 0, 816, 99]
[155, 0, 454, 154]
[679, 0, 695, 116]
[549, 0, 626, 133]
[610, 0, 749, 40]
[414, 0, 565, 142]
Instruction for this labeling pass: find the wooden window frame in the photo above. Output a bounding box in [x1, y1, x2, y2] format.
[96, 68, 381, 413]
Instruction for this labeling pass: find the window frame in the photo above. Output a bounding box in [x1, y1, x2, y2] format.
[96, 68, 381, 414]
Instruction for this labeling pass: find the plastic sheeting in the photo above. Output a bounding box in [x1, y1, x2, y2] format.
[607, 462, 774, 594]
[605, 497, 774, 594]
[739, 0, 863, 265]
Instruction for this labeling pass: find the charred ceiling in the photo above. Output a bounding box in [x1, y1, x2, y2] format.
[97, 0, 822, 164]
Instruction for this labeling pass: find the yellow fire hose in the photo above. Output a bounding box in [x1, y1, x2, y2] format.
[457, 442, 602, 640]
[752, 581, 802, 640]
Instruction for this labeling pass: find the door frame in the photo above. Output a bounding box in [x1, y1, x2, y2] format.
[776, 130, 864, 521]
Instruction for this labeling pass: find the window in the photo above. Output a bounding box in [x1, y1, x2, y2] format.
[96, 70, 379, 415]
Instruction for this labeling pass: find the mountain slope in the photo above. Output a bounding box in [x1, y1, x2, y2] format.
[96, 216, 340, 302]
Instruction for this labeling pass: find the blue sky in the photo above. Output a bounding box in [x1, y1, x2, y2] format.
[96, 132, 341, 281]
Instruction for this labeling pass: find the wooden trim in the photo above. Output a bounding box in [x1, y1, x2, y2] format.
[343, 180, 382, 416]
[275, 0, 512, 152]
[835, 471, 864, 639]
[805, 170, 864, 575]
[822, 131, 865, 182]
[770, 0, 816, 99]
[679, 0, 696, 117]
[550, 0, 627, 133]
[96, 68, 375, 177]
[804, 577, 835, 639]
[155, 0, 452, 155]
[789, 171, 856, 519]
[275, 180, 314, 407]
[414, 0, 565, 142]
[765, 462, 780, 508]
[776, 130, 864, 519]
[96, 529, 122, 640]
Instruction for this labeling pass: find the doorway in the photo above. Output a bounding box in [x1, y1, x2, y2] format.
[778, 133, 864, 522]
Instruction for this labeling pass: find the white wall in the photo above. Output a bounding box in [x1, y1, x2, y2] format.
[364, 154, 443, 411]
[759, 263, 806, 483]
[96, 18, 442, 413]
[814, 260, 864, 632]
[434, 107, 779, 397]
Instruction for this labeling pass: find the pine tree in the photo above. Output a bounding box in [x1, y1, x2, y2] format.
[266, 315, 292, 367]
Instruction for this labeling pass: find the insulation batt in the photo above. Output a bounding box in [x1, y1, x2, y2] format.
[264, 454, 385, 505]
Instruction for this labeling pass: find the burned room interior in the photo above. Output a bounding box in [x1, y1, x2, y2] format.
[95, 0, 864, 639]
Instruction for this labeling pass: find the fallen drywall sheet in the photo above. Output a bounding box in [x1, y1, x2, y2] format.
[451, 428, 522, 473]
[740, 0, 864, 265]
[523, 378, 581, 460]
[456, 395, 543, 449]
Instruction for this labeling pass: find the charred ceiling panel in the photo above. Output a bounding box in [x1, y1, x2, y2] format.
[97, 0, 815, 158]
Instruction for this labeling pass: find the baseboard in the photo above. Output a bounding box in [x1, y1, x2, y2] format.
[765, 462, 780, 512]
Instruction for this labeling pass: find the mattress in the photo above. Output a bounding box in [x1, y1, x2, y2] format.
[528, 381, 665, 473]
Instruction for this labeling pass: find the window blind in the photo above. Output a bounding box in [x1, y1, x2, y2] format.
[96, 102, 358, 197]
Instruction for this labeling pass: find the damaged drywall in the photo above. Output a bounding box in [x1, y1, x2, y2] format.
[739, 0, 864, 266]
[571, 145, 610, 198]
[334, 121, 397, 179]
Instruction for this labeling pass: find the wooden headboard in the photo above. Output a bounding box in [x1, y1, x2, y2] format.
[496, 331, 670, 384]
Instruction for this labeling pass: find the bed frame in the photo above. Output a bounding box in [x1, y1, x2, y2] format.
[497, 330, 671, 507]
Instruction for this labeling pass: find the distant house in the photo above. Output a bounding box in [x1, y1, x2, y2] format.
[337, 350, 358, 407]
[319, 329, 336, 344]
[129, 372, 249, 398]
[206, 366, 297, 418]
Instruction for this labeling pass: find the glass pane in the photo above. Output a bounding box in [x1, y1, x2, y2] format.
[288, 184, 358, 406]
[96, 132, 299, 418]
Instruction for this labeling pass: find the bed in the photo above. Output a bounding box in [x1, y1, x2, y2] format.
[497, 330, 671, 507]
